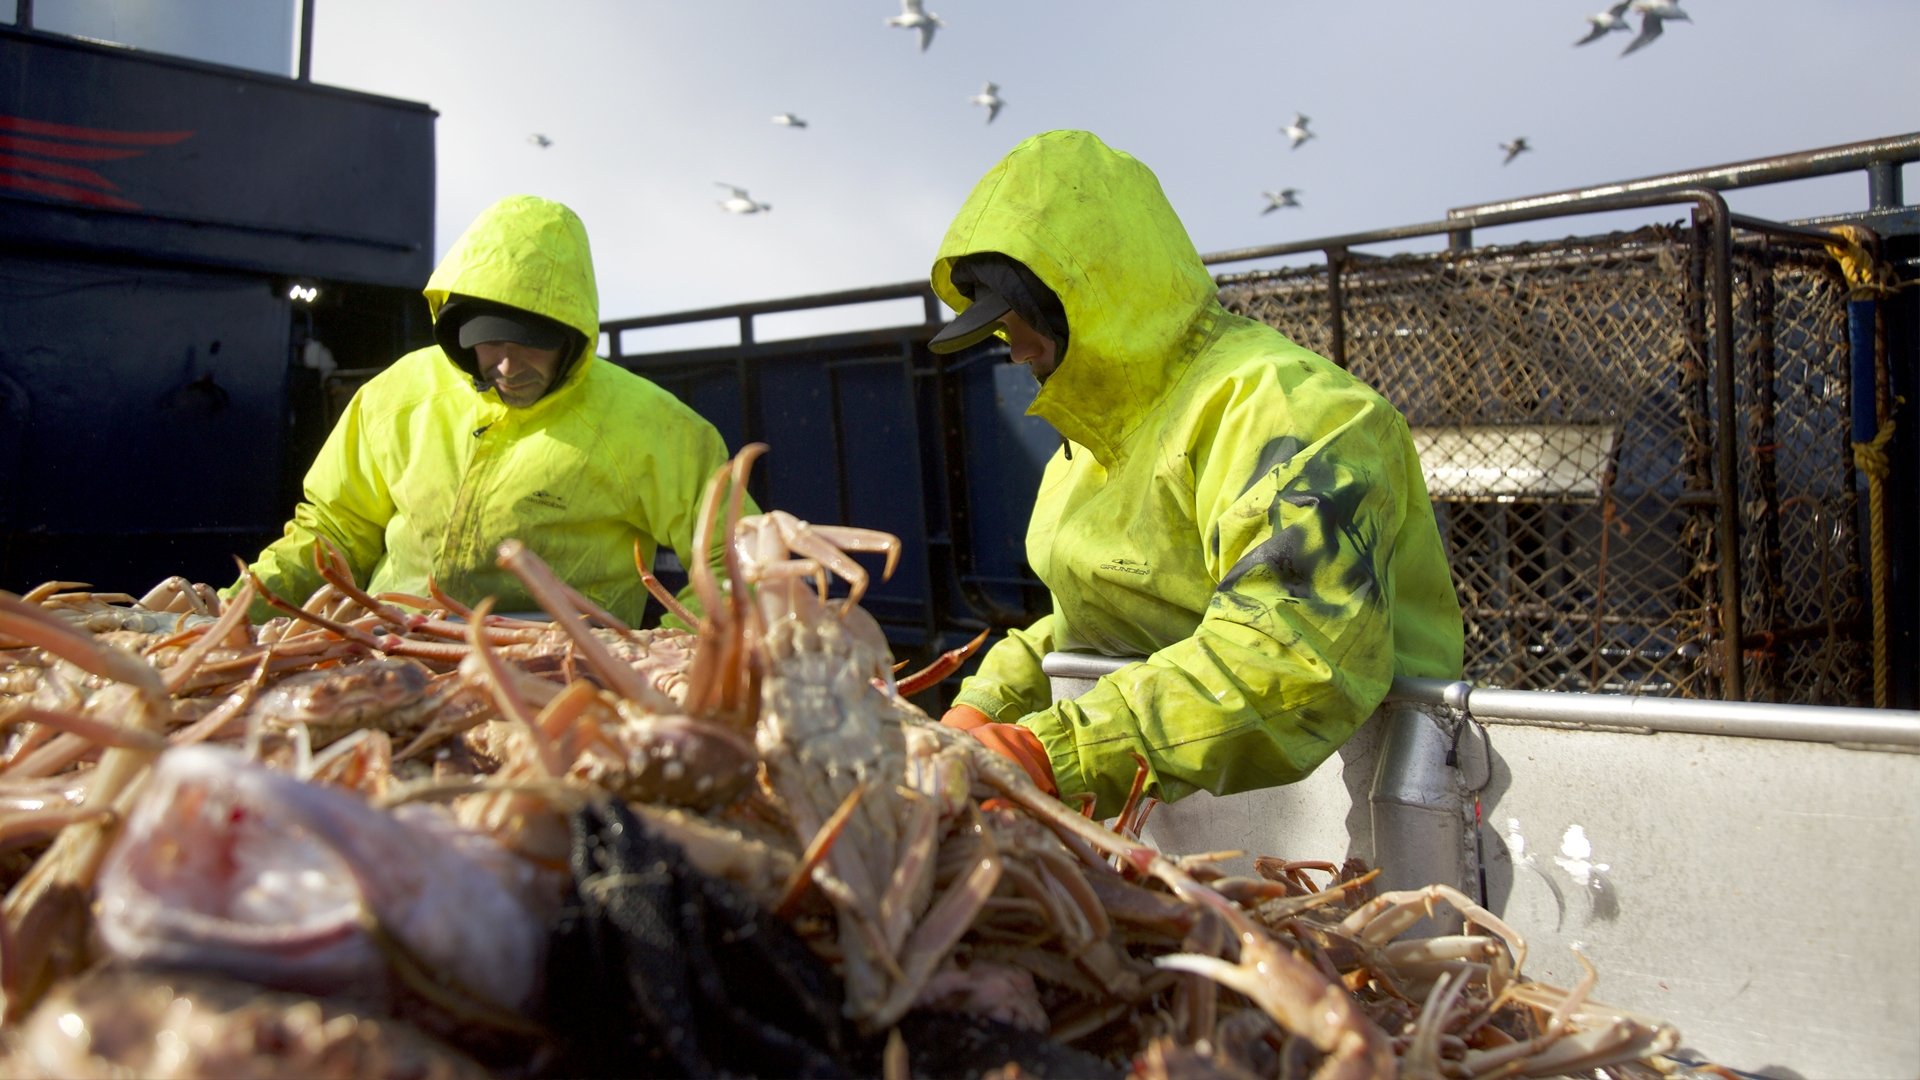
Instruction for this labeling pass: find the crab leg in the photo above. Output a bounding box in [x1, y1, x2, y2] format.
[169, 656, 273, 747]
[6, 733, 98, 781]
[496, 541, 679, 714]
[169, 640, 363, 693]
[17, 582, 90, 605]
[238, 571, 490, 668]
[677, 461, 755, 722]
[313, 538, 423, 633]
[869, 819, 1004, 1028]
[373, 591, 437, 611]
[2, 708, 167, 753]
[1234, 868, 1381, 925]
[240, 561, 391, 652]
[462, 598, 563, 780]
[559, 584, 634, 634]
[744, 511, 900, 610]
[428, 577, 476, 621]
[1154, 920, 1396, 1080]
[1403, 968, 1473, 1079]
[0, 806, 115, 848]
[1110, 751, 1157, 848]
[639, 567, 697, 628]
[1462, 948, 1678, 1076]
[773, 779, 868, 919]
[687, 460, 735, 639]
[0, 595, 168, 708]
[0, 594, 174, 1019]
[893, 627, 989, 697]
[1338, 884, 1528, 993]
[0, 725, 60, 773]
[0, 779, 90, 814]
[159, 580, 255, 695]
[401, 617, 550, 645]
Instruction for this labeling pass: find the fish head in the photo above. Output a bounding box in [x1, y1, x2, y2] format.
[95, 744, 384, 997]
[95, 745, 550, 1014]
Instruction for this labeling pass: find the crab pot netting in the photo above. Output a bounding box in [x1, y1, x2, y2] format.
[1217, 225, 1870, 704]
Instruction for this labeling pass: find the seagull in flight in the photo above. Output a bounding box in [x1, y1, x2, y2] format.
[1261, 189, 1301, 214]
[970, 82, 1003, 124]
[1500, 137, 1532, 165]
[715, 183, 771, 215]
[1622, 0, 1690, 56]
[772, 112, 808, 129]
[885, 0, 944, 52]
[527, 133, 553, 148]
[1281, 112, 1315, 150]
[1574, 2, 1633, 45]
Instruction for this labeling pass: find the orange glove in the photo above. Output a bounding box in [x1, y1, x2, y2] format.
[941, 705, 1057, 796]
[940, 704, 992, 732]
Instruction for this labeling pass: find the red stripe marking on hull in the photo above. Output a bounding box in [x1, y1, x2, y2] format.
[0, 152, 119, 191]
[0, 172, 140, 209]
[0, 114, 194, 146]
[0, 134, 144, 161]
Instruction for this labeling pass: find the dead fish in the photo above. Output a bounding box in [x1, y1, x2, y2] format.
[94, 745, 553, 1015]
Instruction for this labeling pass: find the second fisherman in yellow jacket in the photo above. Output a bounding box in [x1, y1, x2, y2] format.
[933, 131, 1465, 818]
[232, 194, 749, 626]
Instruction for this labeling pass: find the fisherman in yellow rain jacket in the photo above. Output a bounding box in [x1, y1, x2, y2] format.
[932, 131, 1464, 818]
[230, 194, 749, 625]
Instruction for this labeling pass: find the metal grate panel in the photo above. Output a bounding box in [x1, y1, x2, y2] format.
[1219, 226, 1871, 703]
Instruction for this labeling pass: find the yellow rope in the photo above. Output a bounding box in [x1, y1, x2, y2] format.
[1825, 226, 1901, 708]
[1854, 417, 1896, 709]
[1823, 223, 1909, 301]
[1852, 418, 1895, 481]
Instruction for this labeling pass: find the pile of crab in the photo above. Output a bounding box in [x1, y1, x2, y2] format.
[0, 445, 1716, 1079]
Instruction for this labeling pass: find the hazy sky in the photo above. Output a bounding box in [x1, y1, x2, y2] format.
[29, 1, 1920, 348]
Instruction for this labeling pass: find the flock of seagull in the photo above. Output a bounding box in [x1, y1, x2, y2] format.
[1577, 0, 1691, 56]
[1262, 0, 1693, 218]
[524, 0, 1697, 221]
[883, 0, 944, 52]
[711, 1, 988, 216]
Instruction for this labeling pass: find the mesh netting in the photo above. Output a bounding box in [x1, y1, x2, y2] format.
[1731, 245, 1867, 705]
[1218, 225, 1870, 704]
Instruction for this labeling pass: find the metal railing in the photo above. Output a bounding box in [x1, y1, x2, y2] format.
[1044, 651, 1920, 747]
[1442, 131, 1920, 241]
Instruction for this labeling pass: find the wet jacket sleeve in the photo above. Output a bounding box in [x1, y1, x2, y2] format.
[950, 611, 1062, 723]
[226, 389, 394, 621]
[1028, 408, 1413, 818]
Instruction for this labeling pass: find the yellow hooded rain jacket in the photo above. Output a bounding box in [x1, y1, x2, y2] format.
[935, 132, 1464, 817]
[234, 195, 744, 625]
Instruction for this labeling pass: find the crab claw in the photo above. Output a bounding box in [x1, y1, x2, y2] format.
[892, 628, 990, 698]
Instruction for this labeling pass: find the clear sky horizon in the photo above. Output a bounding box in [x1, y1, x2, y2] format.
[16, 1, 1920, 349]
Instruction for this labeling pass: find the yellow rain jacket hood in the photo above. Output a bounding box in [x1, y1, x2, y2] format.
[936, 132, 1463, 816]
[233, 194, 744, 625]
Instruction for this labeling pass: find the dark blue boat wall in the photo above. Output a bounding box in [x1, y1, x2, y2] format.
[0, 25, 436, 594]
